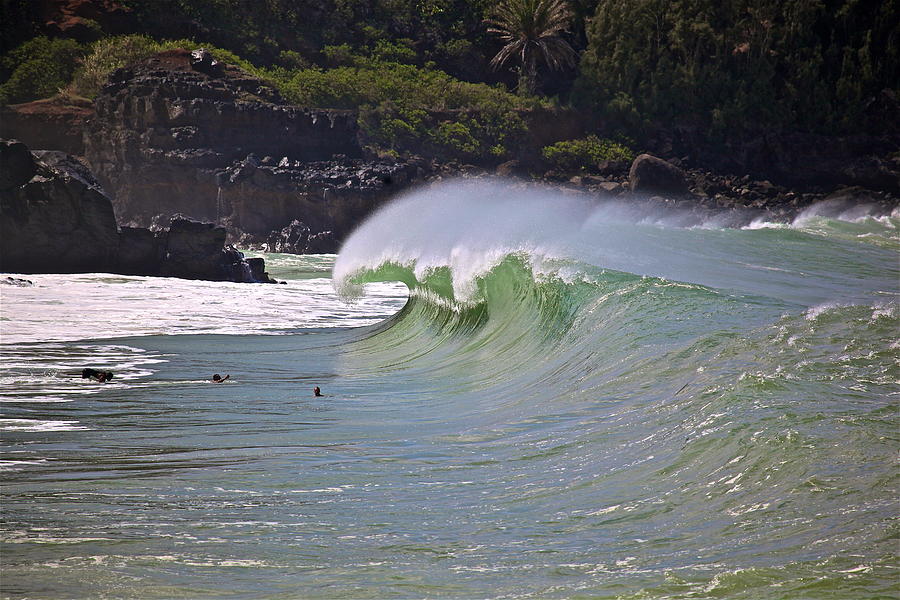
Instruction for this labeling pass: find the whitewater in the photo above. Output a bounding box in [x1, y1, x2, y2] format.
[1, 180, 897, 599]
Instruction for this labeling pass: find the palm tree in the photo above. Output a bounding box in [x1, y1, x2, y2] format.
[485, 0, 577, 96]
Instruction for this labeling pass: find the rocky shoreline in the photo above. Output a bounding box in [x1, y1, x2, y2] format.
[1, 47, 897, 267]
[0, 139, 278, 282]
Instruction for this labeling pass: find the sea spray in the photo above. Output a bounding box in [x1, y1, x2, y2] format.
[335, 178, 898, 307]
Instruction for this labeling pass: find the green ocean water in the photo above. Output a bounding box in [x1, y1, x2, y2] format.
[1, 182, 898, 598]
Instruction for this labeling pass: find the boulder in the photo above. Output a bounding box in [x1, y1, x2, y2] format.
[596, 181, 624, 196]
[117, 226, 162, 275]
[629, 154, 690, 196]
[245, 257, 272, 283]
[158, 217, 278, 282]
[496, 160, 529, 178]
[1, 142, 119, 273]
[190, 48, 224, 76]
[266, 219, 338, 254]
[0, 140, 36, 190]
[0, 140, 276, 282]
[159, 217, 228, 280]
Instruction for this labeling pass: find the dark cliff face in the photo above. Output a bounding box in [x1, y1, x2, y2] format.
[83, 49, 396, 242]
[217, 155, 423, 242]
[0, 96, 93, 156]
[1, 139, 277, 282]
[1, 140, 119, 273]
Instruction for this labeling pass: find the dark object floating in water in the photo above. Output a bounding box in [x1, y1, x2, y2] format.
[3, 276, 33, 286]
[82, 368, 113, 383]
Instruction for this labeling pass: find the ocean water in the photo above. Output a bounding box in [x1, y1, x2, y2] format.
[1, 181, 897, 599]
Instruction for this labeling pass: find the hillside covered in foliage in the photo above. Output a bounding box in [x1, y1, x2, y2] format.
[1, 0, 897, 167]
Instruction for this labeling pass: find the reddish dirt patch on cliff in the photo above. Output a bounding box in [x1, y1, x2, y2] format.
[5, 95, 93, 118]
[1, 95, 95, 156]
[39, 0, 132, 40]
[138, 49, 256, 82]
[144, 49, 196, 72]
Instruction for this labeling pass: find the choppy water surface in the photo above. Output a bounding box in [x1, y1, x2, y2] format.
[1, 181, 897, 599]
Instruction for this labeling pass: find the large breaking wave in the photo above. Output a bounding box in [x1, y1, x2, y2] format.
[330, 180, 899, 597]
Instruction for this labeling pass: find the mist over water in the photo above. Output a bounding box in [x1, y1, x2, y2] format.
[2, 180, 898, 599]
[335, 180, 897, 308]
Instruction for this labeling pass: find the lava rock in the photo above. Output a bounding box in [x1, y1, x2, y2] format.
[0, 140, 36, 190]
[629, 154, 690, 196]
[1, 141, 118, 273]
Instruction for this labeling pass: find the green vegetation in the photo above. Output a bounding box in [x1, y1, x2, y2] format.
[111, 0, 496, 81]
[274, 47, 537, 160]
[359, 101, 531, 162]
[0, 37, 86, 104]
[70, 35, 160, 98]
[541, 135, 634, 171]
[1, 0, 897, 168]
[576, 0, 900, 136]
[275, 49, 535, 111]
[485, 0, 577, 95]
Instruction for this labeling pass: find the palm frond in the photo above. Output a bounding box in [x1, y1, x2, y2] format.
[485, 0, 576, 75]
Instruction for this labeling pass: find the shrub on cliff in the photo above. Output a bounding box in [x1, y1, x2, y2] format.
[273, 48, 537, 163]
[276, 53, 535, 113]
[0, 37, 86, 105]
[68, 35, 273, 99]
[72, 35, 161, 98]
[359, 101, 530, 163]
[541, 135, 634, 172]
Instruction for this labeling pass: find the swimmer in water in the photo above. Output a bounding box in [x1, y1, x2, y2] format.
[212, 374, 230, 383]
[314, 386, 322, 397]
[82, 368, 113, 383]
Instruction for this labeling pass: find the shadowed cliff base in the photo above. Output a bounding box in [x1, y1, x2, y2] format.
[0, 139, 277, 282]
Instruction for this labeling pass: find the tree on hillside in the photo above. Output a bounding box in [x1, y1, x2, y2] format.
[485, 0, 577, 95]
[576, 0, 900, 137]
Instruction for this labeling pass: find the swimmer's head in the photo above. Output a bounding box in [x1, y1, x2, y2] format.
[213, 374, 222, 381]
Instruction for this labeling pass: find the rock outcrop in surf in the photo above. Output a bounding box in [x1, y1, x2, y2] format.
[0, 139, 276, 282]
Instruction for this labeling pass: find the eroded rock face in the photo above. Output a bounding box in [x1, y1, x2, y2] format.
[1, 141, 119, 273]
[0, 96, 94, 157]
[218, 156, 422, 241]
[84, 49, 368, 234]
[1, 140, 275, 282]
[629, 154, 690, 196]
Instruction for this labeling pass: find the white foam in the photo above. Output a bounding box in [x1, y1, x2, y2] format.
[0, 267, 406, 344]
[333, 179, 898, 309]
[804, 302, 849, 320]
[0, 418, 88, 432]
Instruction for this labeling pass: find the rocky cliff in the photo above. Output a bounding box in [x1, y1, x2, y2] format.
[1, 139, 276, 282]
[1, 139, 119, 273]
[83, 49, 420, 248]
[0, 96, 93, 156]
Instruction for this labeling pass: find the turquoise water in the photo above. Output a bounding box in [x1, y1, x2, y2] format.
[1, 182, 898, 598]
